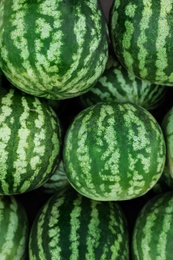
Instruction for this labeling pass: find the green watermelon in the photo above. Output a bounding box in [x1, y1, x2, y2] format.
[0, 0, 108, 100]
[110, 0, 173, 86]
[0, 85, 61, 195]
[79, 62, 167, 111]
[29, 188, 129, 259]
[0, 195, 28, 260]
[63, 101, 166, 201]
[132, 191, 173, 259]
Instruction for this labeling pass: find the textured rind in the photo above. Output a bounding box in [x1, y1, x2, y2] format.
[132, 191, 173, 260]
[161, 106, 173, 178]
[0, 0, 108, 99]
[29, 188, 129, 260]
[63, 101, 166, 201]
[0, 86, 62, 195]
[0, 195, 28, 260]
[79, 63, 167, 110]
[110, 0, 173, 86]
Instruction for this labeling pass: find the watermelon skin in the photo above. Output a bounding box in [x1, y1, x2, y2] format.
[161, 106, 173, 179]
[63, 101, 166, 201]
[0, 195, 28, 260]
[0, 85, 62, 195]
[79, 63, 168, 111]
[110, 0, 173, 86]
[29, 188, 129, 260]
[132, 192, 173, 260]
[0, 0, 108, 100]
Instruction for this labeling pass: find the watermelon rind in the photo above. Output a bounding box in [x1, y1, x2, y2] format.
[29, 188, 129, 259]
[63, 101, 166, 201]
[0, 0, 109, 99]
[0, 85, 62, 195]
[132, 191, 173, 260]
[0, 195, 29, 260]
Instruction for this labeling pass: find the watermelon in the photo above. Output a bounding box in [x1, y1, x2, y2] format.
[110, 0, 173, 86]
[63, 101, 166, 201]
[0, 0, 108, 100]
[41, 160, 70, 194]
[29, 188, 129, 259]
[0, 85, 62, 195]
[79, 62, 167, 111]
[132, 191, 173, 259]
[0, 195, 28, 260]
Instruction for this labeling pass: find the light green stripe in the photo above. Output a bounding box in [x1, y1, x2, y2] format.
[86, 201, 101, 259]
[137, 0, 153, 78]
[0, 91, 13, 194]
[156, 204, 172, 260]
[48, 196, 65, 259]
[99, 105, 121, 198]
[0, 198, 18, 258]
[109, 204, 123, 259]
[34, 202, 50, 260]
[140, 209, 158, 259]
[13, 97, 30, 191]
[76, 112, 93, 191]
[155, 1, 172, 82]
[69, 195, 82, 260]
[122, 19, 135, 71]
[36, 0, 63, 86]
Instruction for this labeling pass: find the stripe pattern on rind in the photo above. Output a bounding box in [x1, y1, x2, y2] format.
[0, 87, 61, 195]
[63, 102, 166, 201]
[0, 196, 28, 259]
[132, 192, 173, 260]
[79, 64, 167, 111]
[161, 107, 173, 178]
[0, 0, 108, 99]
[29, 189, 129, 259]
[110, 0, 173, 85]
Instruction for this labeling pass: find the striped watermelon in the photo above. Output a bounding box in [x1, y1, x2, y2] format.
[79, 62, 168, 111]
[63, 101, 166, 201]
[161, 106, 173, 178]
[41, 160, 70, 194]
[29, 188, 129, 259]
[0, 195, 28, 260]
[0, 0, 108, 100]
[0, 85, 61, 195]
[132, 191, 173, 259]
[110, 0, 173, 86]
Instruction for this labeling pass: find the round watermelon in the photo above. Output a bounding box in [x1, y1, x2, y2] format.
[110, 0, 173, 86]
[0, 85, 62, 195]
[132, 191, 173, 259]
[29, 188, 129, 259]
[63, 101, 166, 201]
[0, 0, 108, 99]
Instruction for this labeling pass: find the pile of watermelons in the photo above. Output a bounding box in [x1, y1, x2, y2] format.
[0, 0, 173, 259]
